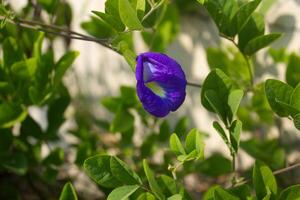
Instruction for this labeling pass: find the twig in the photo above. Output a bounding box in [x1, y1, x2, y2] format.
[187, 82, 202, 88]
[142, 0, 166, 22]
[2, 16, 119, 53]
[233, 162, 300, 187]
[3, 17, 203, 88]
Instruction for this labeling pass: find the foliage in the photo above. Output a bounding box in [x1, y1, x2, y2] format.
[1, 0, 300, 199]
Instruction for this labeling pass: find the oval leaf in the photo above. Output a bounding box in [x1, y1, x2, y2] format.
[265, 79, 294, 117]
[119, 0, 143, 30]
[244, 33, 281, 55]
[107, 185, 140, 200]
[83, 155, 122, 188]
[143, 159, 165, 200]
[110, 156, 142, 185]
[59, 182, 78, 200]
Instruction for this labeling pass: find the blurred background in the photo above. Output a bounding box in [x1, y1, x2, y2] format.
[4, 0, 300, 199]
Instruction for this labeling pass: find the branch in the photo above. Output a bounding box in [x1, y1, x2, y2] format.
[234, 162, 300, 187]
[187, 82, 202, 88]
[3, 16, 119, 53]
[3, 16, 202, 88]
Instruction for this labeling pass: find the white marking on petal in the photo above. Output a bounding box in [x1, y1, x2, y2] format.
[143, 61, 158, 82]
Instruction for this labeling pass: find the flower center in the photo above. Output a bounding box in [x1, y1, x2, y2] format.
[145, 82, 165, 97]
[143, 61, 165, 97]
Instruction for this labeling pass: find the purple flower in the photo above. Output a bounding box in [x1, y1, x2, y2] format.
[135, 52, 187, 117]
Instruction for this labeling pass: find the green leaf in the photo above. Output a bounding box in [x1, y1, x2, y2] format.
[197, 153, 232, 177]
[167, 194, 182, 200]
[0, 130, 13, 151]
[212, 121, 231, 152]
[203, 185, 219, 200]
[120, 85, 138, 107]
[101, 97, 122, 113]
[105, 0, 122, 21]
[118, 41, 137, 71]
[293, 113, 300, 130]
[81, 17, 116, 38]
[136, 0, 146, 20]
[2, 152, 28, 175]
[92, 11, 125, 32]
[33, 32, 44, 58]
[203, 0, 238, 36]
[43, 148, 64, 166]
[143, 159, 165, 200]
[119, 0, 143, 30]
[11, 58, 37, 80]
[142, 4, 179, 52]
[110, 109, 134, 133]
[185, 129, 204, 159]
[107, 185, 140, 200]
[54, 51, 79, 87]
[278, 184, 300, 200]
[244, 33, 282, 55]
[0, 102, 27, 128]
[231, 0, 261, 34]
[253, 161, 277, 199]
[229, 120, 242, 154]
[206, 47, 251, 87]
[290, 83, 300, 111]
[59, 182, 78, 200]
[3, 37, 24, 68]
[276, 100, 300, 117]
[205, 90, 227, 124]
[228, 184, 252, 200]
[137, 192, 156, 200]
[83, 155, 122, 188]
[238, 13, 265, 51]
[241, 139, 285, 169]
[265, 79, 294, 117]
[286, 53, 300, 87]
[269, 48, 289, 63]
[169, 133, 186, 155]
[258, 0, 277, 15]
[158, 120, 170, 141]
[214, 187, 239, 200]
[262, 187, 272, 200]
[158, 175, 178, 195]
[0, 82, 11, 94]
[201, 69, 233, 122]
[228, 89, 244, 122]
[46, 91, 70, 136]
[196, 0, 205, 4]
[54, 2, 72, 27]
[173, 117, 188, 138]
[110, 156, 142, 185]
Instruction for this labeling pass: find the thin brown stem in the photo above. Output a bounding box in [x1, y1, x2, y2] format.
[3, 16, 119, 53]
[233, 162, 300, 188]
[187, 82, 202, 88]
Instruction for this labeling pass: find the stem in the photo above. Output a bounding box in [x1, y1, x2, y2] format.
[244, 54, 254, 85]
[142, 0, 166, 22]
[231, 153, 237, 186]
[187, 82, 202, 88]
[233, 162, 300, 188]
[232, 154, 236, 172]
[3, 16, 119, 53]
[4, 16, 204, 89]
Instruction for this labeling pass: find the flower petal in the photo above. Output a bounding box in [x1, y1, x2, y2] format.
[136, 82, 170, 117]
